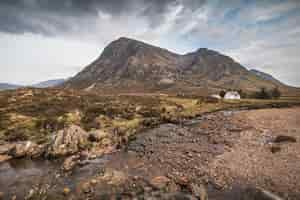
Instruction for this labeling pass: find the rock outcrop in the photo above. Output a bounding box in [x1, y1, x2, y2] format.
[62, 155, 81, 171]
[0, 141, 44, 160]
[47, 125, 89, 157]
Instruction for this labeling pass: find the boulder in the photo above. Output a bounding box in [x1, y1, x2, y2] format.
[135, 106, 143, 112]
[270, 145, 281, 154]
[8, 141, 44, 158]
[0, 155, 12, 163]
[273, 135, 296, 143]
[62, 155, 80, 171]
[0, 143, 14, 162]
[88, 130, 109, 142]
[100, 168, 127, 185]
[150, 176, 170, 189]
[47, 125, 89, 157]
[190, 183, 208, 200]
[90, 179, 98, 186]
[0, 143, 15, 154]
[82, 182, 92, 193]
[63, 187, 71, 196]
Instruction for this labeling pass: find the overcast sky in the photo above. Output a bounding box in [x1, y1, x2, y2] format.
[0, 0, 300, 86]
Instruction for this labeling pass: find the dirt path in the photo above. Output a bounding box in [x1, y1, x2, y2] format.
[0, 107, 299, 199]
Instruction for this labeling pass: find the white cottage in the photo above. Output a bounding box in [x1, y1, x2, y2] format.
[224, 91, 241, 100]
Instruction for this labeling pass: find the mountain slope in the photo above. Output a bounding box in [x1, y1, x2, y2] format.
[65, 37, 288, 94]
[250, 69, 283, 85]
[32, 79, 65, 88]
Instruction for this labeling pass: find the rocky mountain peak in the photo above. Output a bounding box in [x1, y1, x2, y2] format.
[100, 37, 160, 61]
[65, 37, 285, 93]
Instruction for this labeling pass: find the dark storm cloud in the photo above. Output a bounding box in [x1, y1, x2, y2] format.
[0, 0, 208, 35]
[0, 0, 128, 34]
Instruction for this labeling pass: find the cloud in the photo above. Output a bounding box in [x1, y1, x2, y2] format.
[0, 32, 100, 85]
[0, 0, 300, 86]
[0, 0, 208, 36]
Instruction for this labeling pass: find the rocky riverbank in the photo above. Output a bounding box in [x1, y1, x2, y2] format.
[0, 107, 299, 199]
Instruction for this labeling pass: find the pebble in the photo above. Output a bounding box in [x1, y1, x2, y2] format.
[63, 187, 71, 196]
[26, 189, 35, 199]
[150, 176, 170, 189]
[82, 182, 92, 193]
[190, 184, 208, 200]
[270, 145, 281, 153]
[90, 179, 98, 185]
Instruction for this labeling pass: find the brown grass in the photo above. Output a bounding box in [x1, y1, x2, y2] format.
[0, 88, 299, 143]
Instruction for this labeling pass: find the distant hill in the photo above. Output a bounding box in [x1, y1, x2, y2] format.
[32, 79, 65, 88]
[0, 79, 66, 91]
[0, 83, 22, 91]
[65, 37, 292, 94]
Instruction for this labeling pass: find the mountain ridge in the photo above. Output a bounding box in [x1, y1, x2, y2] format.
[64, 37, 292, 94]
[32, 79, 66, 88]
[0, 79, 66, 91]
[0, 83, 22, 91]
[250, 69, 283, 85]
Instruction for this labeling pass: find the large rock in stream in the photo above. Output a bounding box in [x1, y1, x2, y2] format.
[9, 141, 44, 158]
[47, 125, 89, 157]
[0, 141, 44, 161]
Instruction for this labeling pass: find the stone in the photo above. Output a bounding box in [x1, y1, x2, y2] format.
[101, 168, 127, 185]
[176, 176, 189, 187]
[0, 143, 15, 154]
[0, 192, 4, 200]
[25, 189, 35, 199]
[10, 142, 31, 158]
[63, 187, 71, 196]
[26, 143, 45, 158]
[161, 192, 197, 200]
[82, 182, 92, 193]
[48, 125, 89, 157]
[90, 179, 98, 186]
[8, 141, 44, 158]
[190, 184, 208, 200]
[270, 145, 281, 154]
[273, 135, 296, 143]
[88, 130, 109, 142]
[135, 106, 143, 112]
[62, 155, 80, 171]
[0, 155, 12, 163]
[242, 187, 284, 200]
[150, 176, 170, 189]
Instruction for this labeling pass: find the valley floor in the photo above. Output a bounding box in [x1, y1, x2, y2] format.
[0, 107, 299, 199]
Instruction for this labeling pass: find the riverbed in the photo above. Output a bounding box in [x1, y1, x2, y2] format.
[1, 108, 299, 199]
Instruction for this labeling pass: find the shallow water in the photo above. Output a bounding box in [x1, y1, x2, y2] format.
[0, 156, 112, 199]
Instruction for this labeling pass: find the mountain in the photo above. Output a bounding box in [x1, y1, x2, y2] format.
[0, 83, 22, 91]
[0, 79, 65, 91]
[64, 37, 289, 94]
[250, 69, 283, 85]
[32, 79, 65, 88]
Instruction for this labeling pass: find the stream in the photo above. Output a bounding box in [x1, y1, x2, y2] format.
[0, 110, 284, 199]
